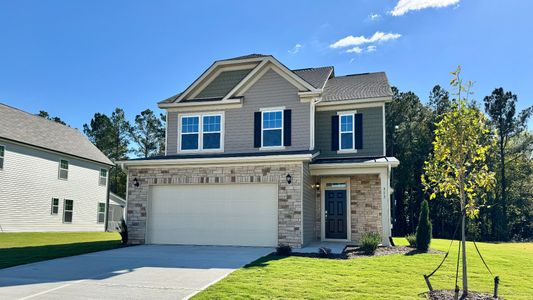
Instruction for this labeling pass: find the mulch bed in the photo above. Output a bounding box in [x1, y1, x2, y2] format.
[427, 290, 501, 300]
[344, 245, 445, 259]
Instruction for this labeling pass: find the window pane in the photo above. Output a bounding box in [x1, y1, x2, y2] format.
[0, 157, 3, 169]
[59, 169, 68, 179]
[263, 111, 282, 129]
[100, 169, 107, 177]
[203, 115, 221, 132]
[181, 117, 199, 133]
[340, 115, 353, 132]
[98, 213, 105, 223]
[263, 129, 282, 146]
[341, 133, 353, 149]
[181, 134, 199, 150]
[64, 212, 73, 223]
[65, 200, 73, 211]
[60, 160, 68, 169]
[99, 203, 106, 213]
[0, 146, 4, 157]
[203, 133, 221, 149]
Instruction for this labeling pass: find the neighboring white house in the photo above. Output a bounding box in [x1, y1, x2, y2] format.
[0, 103, 114, 232]
[107, 192, 126, 231]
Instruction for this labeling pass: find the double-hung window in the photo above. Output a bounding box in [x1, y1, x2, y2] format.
[51, 198, 59, 215]
[99, 169, 108, 186]
[262, 110, 283, 147]
[0, 145, 4, 169]
[59, 159, 69, 180]
[63, 199, 74, 223]
[339, 114, 355, 151]
[180, 113, 223, 151]
[97, 203, 106, 223]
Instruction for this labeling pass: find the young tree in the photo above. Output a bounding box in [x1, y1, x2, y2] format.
[37, 110, 67, 126]
[128, 109, 165, 158]
[422, 66, 496, 296]
[483, 88, 533, 240]
[416, 200, 432, 252]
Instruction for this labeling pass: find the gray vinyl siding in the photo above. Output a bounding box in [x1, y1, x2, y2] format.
[195, 69, 252, 99]
[315, 106, 384, 158]
[0, 139, 107, 232]
[302, 162, 316, 245]
[166, 69, 311, 154]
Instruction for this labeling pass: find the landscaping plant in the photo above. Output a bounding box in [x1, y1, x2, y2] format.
[405, 234, 417, 248]
[119, 218, 128, 244]
[416, 200, 432, 252]
[421, 66, 496, 296]
[276, 245, 292, 256]
[360, 232, 381, 255]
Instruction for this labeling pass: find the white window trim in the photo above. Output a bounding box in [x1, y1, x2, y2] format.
[260, 109, 284, 149]
[97, 202, 106, 223]
[51, 198, 59, 215]
[337, 112, 358, 154]
[178, 112, 225, 153]
[0, 144, 5, 170]
[63, 199, 73, 224]
[99, 168, 108, 186]
[58, 159, 69, 180]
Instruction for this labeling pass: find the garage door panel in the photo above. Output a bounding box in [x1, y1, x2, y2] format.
[147, 184, 278, 247]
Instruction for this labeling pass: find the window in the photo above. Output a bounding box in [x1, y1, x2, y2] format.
[63, 199, 73, 223]
[97, 203, 106, 223]
[181, 116, 199, 150]
[202, 115, 221, 149]
[51, 198, 59, 215]
[0, 145, 4, 169]
[59, 160, 69, 180]
[339, 114, 355, 151]
[262, 110, 283, 147]
[179, 113, 223, 151]
[99, 169, 108, 186]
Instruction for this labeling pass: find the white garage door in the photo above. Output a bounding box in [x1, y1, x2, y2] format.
[147, 184, 278, 247]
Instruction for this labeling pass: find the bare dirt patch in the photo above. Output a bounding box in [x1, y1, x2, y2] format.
[427, 290, 501, 300]
[345, 245, 445, 258]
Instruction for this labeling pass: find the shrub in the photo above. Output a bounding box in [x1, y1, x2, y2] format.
[318, 247, 332, 258]
[276, 245, 292, 256]
[416, 200, 432, 252]
[405, 234, 417, 248]
[119, 218, 128, 244]
[360, 232, 381, 255]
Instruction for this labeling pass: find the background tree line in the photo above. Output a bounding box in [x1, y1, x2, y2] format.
[37, 108, 166, 198]
[387, 85, 533, 241]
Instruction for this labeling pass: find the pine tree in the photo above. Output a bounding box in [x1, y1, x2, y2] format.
[416, 200, 432, 252]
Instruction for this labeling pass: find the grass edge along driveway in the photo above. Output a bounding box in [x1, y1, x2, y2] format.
[193, 238, 533, 300]
[0, 232, 122, 269]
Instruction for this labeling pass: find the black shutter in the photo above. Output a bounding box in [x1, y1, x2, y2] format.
[331, 115, 339, 151]
[283, 109, 292, 146]
[254, 112, 261, 148]
[354, 113, 363, 149]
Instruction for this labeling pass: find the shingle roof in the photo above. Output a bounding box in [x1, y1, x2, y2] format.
[0, 103, 113, 165]
[293, 66, 333, 89]
[322, 72, 392, 102]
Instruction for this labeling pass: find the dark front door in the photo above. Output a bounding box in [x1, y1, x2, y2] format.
[325, 190, 347, 239]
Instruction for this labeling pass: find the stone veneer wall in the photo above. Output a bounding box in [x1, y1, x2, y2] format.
[126, 163, 303, 247]
[350, 174, 382, 242]
[314, 174, 382, 243]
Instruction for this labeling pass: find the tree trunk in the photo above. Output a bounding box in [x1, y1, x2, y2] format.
[499, 138, 507, 240]
[460, 189, 468, 297]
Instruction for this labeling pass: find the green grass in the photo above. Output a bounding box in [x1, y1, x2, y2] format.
[0, 232, 122, 269]
[194, 239, 533, 300]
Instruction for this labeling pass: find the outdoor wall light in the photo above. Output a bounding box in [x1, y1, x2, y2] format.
[133, 178, 139, 187]
[315, 182, 320, 191]
[286, 174, 292, 184]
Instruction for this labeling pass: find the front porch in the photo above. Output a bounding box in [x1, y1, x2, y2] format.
[305, 157, 399, 247]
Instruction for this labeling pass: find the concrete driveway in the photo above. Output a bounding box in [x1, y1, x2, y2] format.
[0, 245, 273, 299]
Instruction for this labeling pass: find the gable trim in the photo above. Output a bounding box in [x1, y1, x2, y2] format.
[188, 63, 257, 100]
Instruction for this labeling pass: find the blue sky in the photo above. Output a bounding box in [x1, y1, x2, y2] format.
[1, 0, 532, 130]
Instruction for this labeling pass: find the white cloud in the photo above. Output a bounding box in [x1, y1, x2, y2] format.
[346, 46, 363, 54]
[288, 44, 302, 54]
[391, 0, 460, 16]
[330, 32, 401, 48]
[369, 13, 381, 21]
[366, 45, 377, 52]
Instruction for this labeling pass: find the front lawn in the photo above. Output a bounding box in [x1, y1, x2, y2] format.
[194, 239, 533, 299]
[0, 232, 122, 269]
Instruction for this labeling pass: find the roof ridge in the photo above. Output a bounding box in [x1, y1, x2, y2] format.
[0, 102, 79, 132]
[332, 71, 386, 78]
[292, 66, 334, 72]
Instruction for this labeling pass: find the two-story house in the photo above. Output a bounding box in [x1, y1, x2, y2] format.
[0, 103, 113, 232]
[120, 54, 399, 248]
